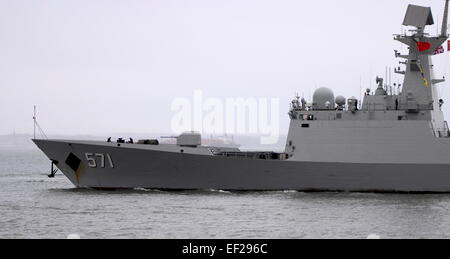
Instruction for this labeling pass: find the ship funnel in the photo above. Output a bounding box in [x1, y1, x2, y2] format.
[441, 0, 450, 37]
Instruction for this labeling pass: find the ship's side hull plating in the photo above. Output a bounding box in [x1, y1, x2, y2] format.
[34, 139, 450, 193]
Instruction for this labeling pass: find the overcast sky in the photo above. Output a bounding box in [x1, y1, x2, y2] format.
[1, 0, 450, 137]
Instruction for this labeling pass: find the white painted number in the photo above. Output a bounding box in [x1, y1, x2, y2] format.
[85, 153, 96, 168]
[106, 153, 114, 168]
[96, 153, 105, 168]
[85, 153, 114, 168]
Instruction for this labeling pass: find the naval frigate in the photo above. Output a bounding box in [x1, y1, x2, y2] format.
[34, 1, 450, 192]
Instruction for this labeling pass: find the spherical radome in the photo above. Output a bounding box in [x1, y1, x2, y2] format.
[313, 87, 335, 110]
[335, 95, 346, 106]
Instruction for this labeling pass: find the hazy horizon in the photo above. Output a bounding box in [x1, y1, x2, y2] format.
[2, 0, 450, 137]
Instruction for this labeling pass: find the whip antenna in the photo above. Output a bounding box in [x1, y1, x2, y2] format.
[441, 0, 449, 36]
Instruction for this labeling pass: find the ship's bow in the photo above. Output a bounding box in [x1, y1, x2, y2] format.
[33, 139, 81, 187]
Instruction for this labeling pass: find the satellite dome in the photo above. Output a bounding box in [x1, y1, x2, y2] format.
[313, 87, 335, 110]
[335, 95, 346, 106]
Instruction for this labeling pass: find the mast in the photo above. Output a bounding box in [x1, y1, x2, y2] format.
[33, 105, 36, 139]
[393, 1, 449, 111]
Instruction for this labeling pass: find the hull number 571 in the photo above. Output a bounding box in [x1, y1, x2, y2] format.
[85, 153, 114, 168]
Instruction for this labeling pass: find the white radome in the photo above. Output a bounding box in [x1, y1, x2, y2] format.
[367, 234, 381, 239]
[67, 233, 81, 239]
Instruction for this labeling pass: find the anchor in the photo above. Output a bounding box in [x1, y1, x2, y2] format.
[48, 160, 59, 178]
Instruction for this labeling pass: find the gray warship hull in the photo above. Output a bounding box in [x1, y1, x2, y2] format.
[32, 1, 450, 193]
[33, 136, 450, 193]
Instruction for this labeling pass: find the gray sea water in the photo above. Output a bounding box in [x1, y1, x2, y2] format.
[2, 136, 450, 239]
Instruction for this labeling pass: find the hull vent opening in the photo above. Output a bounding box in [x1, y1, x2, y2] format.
[65, 153, 81, 172]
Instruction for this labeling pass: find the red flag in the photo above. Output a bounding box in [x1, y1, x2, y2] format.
[416, 42, 431, 52]
[448, 40, 450, 51]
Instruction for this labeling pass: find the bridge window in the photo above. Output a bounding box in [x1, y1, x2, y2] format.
[307, 115, 314, 121]
[336, 113, 342, 119]
[302, 124, 310, 128]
